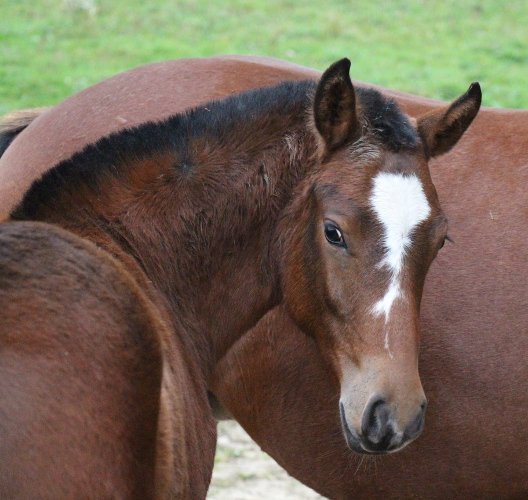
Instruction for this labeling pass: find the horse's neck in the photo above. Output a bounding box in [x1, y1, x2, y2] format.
[117, 129, 316, 369]
[26, 122, 317, 377]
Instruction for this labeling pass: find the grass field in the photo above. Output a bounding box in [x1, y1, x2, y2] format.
[1, 0, 527, 115]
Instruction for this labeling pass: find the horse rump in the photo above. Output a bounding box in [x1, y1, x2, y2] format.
[0, 221, 163, 499]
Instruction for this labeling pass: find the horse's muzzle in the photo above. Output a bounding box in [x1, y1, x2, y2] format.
[340, 397, 427, 455]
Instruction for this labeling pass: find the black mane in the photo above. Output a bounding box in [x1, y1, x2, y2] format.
[356, 87, 419, 151]
[12, 80, 316, 220]
[12, 78, 418, 220]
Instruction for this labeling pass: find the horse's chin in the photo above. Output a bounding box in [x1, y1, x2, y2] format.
[341, 428, 405, 456]
[345, 434, 409, 455]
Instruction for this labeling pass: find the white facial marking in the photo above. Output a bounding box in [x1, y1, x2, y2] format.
[370, 173, 431, 347]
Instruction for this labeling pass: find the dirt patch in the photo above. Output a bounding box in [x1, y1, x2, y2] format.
[208, 421, 325, 499]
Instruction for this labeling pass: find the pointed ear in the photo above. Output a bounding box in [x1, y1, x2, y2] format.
[417, 82, 482, 158]
[313, 58, 361, 152]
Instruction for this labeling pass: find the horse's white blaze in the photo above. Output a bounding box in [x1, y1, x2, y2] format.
[370, 173, 431, 347]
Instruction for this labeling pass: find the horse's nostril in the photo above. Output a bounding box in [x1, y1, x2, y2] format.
[339, 402, 350, 434]
[340, 397, 425, 455]
[405, 402, 427, 440]
[361, 396, 393, 449]
[339, 401, 364, 453]
[368, 399, 387, 430]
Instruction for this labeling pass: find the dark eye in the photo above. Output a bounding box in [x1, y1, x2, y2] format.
[324, 221, 346, 247]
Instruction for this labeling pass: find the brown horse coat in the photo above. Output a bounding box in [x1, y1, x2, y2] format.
[0, 221, 166, 498]
[1, 56, 526, 499]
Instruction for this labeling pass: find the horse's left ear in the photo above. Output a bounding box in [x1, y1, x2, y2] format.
[314, 58, 361, 152]
[417, 82, 482, 158]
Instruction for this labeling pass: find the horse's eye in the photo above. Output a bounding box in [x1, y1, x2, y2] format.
[324, 222, 346, 247]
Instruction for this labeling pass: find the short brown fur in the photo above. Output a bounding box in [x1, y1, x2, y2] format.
[0, 222, 164, 498]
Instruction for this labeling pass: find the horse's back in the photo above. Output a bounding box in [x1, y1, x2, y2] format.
[0, 221, 163, 499]
[0, 56, 310, 219]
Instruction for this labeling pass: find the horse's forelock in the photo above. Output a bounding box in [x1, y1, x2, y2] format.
[356, 88, 419, 152]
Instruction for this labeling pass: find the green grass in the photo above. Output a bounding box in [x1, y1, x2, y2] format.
[1, 0, 527, 114]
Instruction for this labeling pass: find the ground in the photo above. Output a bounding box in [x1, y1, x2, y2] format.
[208, 421, 324, 499]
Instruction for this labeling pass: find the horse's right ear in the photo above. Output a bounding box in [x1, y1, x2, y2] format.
[313, 58, 361, 153]
[417, 83, 482, 158]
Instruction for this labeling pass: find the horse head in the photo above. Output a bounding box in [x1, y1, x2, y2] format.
[280, 59, 481, 454]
